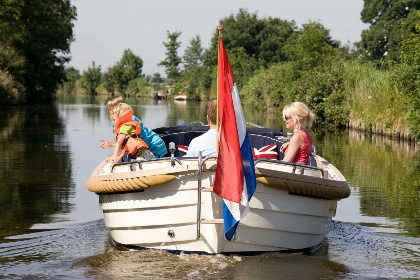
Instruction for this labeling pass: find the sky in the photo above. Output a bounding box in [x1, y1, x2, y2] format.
[68, 0, 369, 77]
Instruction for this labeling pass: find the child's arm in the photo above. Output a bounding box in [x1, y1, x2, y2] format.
[99, 139, 115, 149]
[108, 134, 126, 162]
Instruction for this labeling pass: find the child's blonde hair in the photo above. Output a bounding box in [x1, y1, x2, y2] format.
[109, 102, 132, 119]
[107, 96, 125, 117]
[282, 102, 315, 130]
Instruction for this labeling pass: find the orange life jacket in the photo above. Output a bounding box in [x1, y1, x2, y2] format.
[114, 109, 148, 156]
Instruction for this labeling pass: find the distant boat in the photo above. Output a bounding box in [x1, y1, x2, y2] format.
[174, 94, 187, 100]
[151, 92, 165, 100]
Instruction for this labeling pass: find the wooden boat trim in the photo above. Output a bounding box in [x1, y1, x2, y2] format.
[255, 166, 350, 200]
[87, 156, 350, 200]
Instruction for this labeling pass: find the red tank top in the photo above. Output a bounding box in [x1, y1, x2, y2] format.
[291, 130, 313, 164]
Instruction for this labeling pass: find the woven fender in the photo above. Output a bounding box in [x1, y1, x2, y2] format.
[256, 176, 350, 200]
[86, 175, 177, 193]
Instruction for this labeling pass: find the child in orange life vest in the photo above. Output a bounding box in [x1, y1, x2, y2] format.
[107, 103, 155, 163]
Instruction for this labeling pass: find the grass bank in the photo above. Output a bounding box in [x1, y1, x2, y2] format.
[240, 59, 415, 141]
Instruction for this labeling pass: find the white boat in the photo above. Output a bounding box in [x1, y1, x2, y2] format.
[173, 93, 187, 100]
[86, 123, 350, 254]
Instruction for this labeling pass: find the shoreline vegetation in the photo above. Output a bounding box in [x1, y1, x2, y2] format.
[1, 3, 419, 142]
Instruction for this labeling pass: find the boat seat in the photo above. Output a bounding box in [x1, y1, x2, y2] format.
[156, 126, 209, 157]
[155, 125, 316, 167]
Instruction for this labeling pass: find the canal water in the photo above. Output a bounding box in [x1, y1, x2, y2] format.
[0, 96, 418, 279]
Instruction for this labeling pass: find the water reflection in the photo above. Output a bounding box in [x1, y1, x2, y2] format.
[0, 97, 419, 279]
[0, 105, 74, 242]
[315, 129, 419, 237]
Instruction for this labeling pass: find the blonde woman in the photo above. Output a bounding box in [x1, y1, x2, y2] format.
[280, 102, 315, 164]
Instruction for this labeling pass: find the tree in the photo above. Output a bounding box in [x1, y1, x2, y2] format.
[256, 17, 296, 65]
[204, 9, 295, 67]
[0, 0, 77, 103]
[61, 67, 80, 93]
[151, 73, 164, 83]
[183, 35, 203, 71]
[101, 68, 117, 95]
[392, 21, 420, 140]
[357, 0, 420, 63]
[158, 31, 182, 82]
[80, 62, 101, 95]
[113, 49, 143, 94]
[0, 44, 25, 104]
[284, 21, 338, 70]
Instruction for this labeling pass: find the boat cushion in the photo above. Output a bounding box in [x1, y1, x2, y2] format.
[252, 143, 278, 160]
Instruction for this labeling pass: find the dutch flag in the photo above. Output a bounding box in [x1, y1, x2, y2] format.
[213, 35, 257, 241]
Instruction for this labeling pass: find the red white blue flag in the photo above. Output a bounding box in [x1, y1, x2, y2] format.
[213, 35, 257, 241]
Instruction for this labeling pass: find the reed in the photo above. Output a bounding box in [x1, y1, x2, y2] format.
[343, 61, 410, 137]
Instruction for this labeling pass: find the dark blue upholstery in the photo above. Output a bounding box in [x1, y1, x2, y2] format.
[154, 125, 316, 167]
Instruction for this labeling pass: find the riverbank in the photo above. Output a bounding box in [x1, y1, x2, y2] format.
[347, 118, 416, 142]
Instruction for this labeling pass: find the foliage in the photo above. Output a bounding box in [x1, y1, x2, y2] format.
[204, 9, 296, 67]
[0, 70, 25, 105]
[242, 21, 346, 127]
[0, 0, 77, 103]
[124, 77, 151, 97]
[60, 67, 80, 93]
[101, 68, 117, 95]
[183, 35, 204, 71]
[284, 21, 339, 71]
[285, 63, 348, 127]
[357, 0, 420, 63]
[151, 73, 164, 83]
[391, 22, 420, 140]
[240, 64, 289, 109]
[158, 31, 182, 82]
[178, 10, 296, 97]
[0, 44, 25, 104]
[227, 47, 261, 90]
[113, 49, 143, 95]
[80, 62, 101, 95]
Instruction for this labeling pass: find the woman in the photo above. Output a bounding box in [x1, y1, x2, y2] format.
[280, 102, 315, 164]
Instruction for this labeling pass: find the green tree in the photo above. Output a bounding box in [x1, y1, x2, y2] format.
[0, 0, 77, 103]
[183, 35, 203, 71]
[101, 67, 117, 95]
[80, 62, 101, 95]
[124, 77, 150, 97]
[227, 47, 260, 89]
[151, 73, 164, 83]
[284, 21, 338, 71]
[158, 31, 182, 82]
[358, 0, 420, 63]
[392, 21, 420, 140]
[0, 44, 25, 104]
[204, 9, 295, 67]
[61, 67, 80, 93]
[113, 49, 143, 95]
[256, 17, 297, 65]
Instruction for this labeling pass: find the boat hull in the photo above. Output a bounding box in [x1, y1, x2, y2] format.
[98, 169, 337, 254]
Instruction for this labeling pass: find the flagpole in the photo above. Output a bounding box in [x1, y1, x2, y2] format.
[216, 24, 223, 156]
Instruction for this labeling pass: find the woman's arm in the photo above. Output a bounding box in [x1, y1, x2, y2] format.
[282, 133, 304, 162]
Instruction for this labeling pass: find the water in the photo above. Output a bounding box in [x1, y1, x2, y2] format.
[0, 96, 418, 279]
